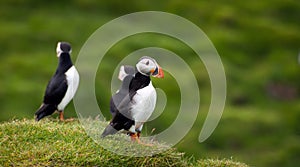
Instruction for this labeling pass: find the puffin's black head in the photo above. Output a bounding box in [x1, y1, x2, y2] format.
[56, 42, 72, 57]
[136, 56, 164, 78]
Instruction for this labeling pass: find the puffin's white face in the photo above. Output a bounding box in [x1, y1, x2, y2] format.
[56, 42, 72, 57]
[136, 57, 164, 78]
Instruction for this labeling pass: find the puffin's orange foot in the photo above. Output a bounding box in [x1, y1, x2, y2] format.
[129, 133, 153, 146]
[130, 133, 141, 143]
[59, 112, 64, 121]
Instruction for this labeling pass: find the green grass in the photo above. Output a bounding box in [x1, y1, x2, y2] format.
[0, 119, 247, 167]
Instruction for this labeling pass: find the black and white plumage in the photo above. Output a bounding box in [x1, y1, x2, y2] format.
[101, 56, 164, 141]
[109, 65, 136, 117]
[35, 42, 79, 121]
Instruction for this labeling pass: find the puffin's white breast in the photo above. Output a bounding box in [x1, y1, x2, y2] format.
[58, 66, 79, 111]
[131, 81, 157, 122]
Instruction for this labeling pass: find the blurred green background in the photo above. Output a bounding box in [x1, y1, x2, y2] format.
[0, 0, 299, 166]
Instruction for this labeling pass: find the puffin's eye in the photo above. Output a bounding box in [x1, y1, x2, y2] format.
[146, 60, 149, 65]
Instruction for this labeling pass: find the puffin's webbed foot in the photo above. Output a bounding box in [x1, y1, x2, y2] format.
[59, 111, 64, 121]
[129, 132, 153, 146]
[129, 133, 141, 143]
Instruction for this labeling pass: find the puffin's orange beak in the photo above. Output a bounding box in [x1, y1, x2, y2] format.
[153, 66, 164, 78]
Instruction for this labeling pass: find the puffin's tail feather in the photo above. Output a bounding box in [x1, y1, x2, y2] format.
[101, 124, 118, 138]
[35, 104, 56, 121]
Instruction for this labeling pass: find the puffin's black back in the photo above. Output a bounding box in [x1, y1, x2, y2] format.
[43, 53, 73, 104]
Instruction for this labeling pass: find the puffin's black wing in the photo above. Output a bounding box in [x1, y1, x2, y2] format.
[109, 73, 147, 120]
[101, 109, 135, 137]
[43, 73, 68, 105]
[35, 74, 68, 121]
[101, 73, 150, 137]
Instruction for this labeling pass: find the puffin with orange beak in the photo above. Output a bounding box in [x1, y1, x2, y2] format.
[102, 56, 164, 142]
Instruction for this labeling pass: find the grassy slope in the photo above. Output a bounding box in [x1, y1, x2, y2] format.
[0, 119, 247, 167]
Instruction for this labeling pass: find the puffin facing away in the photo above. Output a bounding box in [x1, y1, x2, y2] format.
[101, 56, 164, 142]
[109, 65, 136, 117]
[35, 42, 79, 121]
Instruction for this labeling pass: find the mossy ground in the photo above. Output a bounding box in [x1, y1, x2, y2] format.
[0, 119, 247, 167]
